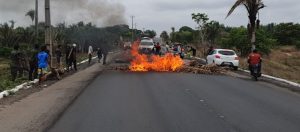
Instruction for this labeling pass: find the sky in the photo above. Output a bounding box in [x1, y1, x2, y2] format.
[0, 0, 299, 34]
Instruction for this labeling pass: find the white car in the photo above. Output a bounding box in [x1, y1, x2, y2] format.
[206, 49, 239, 70]
[139, 39, 154, 54]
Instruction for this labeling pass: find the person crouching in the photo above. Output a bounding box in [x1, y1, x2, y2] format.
[37, 45, 49, 84]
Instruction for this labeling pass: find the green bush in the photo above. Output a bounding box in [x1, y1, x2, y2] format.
[0, 47, 12, 57]
[0, 79, 14, 92]
[256, 29, 277, 55]
[219, 27, 250, 56]
[295, 41, 300, 49]
[220, 27, 277, 56]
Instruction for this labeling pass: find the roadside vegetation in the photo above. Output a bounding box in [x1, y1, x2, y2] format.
[0, 10, 132, 92]
[159, 1, 300, 83]
[1, 0, 300, 91]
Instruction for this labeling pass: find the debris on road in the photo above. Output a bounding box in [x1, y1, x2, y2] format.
[106, 65, 130, 71]
[108, 60, 228, 75]
[177, 60, 228, 75]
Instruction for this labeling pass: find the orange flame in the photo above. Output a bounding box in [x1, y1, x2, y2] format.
[129, 41, 184, 72]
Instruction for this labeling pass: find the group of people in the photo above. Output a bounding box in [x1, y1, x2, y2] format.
[9, 44, 109, 84]
[151, 42, 197, 59]
[87, 45, 108, 65]
[10, 44, 50, 83]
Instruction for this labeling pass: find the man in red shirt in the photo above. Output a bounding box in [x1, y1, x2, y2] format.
[248, 49, 262, 76]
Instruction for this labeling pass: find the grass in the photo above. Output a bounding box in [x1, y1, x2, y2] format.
[0, 57, 29, 92]
[195, 45, 300, 83]
[0, 53, 91, 92]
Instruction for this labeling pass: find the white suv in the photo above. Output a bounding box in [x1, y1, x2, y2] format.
[139, 39, 154, 54]
[206, 49, 239, 70]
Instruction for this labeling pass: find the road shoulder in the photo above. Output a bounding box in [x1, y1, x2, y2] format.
[0, 56, 115, 132]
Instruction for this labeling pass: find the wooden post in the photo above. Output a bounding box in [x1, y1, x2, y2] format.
[35, 0, 38, 45]
[45, 0, 53, 67]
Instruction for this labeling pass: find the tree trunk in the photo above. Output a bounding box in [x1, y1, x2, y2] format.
[249, 14, 257, 51]
[35, 0, 38, 45]
[251, 27, 256, 50]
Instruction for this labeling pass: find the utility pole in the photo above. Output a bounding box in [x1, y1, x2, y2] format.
[45, 0, 53, 67]
[130, 16, 134, 43]
[35, 0, 38, 45]
[134, 23, 137, 39]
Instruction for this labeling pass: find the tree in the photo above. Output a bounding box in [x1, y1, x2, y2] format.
[160, 31, 169, 42]
[26, 9, 35, 24]
[273, 23, 300, 45]
[226, 0, 265, 51]
[192, 13, 209, 45]
[179, 26, 194, 33]
[205, 21, 221, 45]
[144, 30, 156, 38]
[220, 26, 276, 56]
[0, 22, 20, 47]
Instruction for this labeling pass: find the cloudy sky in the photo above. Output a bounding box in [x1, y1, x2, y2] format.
[0, 0, 299, 33]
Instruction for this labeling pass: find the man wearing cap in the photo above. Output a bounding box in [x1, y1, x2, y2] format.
[68, 44, 77, 71]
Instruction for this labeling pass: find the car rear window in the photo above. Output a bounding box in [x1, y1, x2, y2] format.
[218, 50, 235, 56]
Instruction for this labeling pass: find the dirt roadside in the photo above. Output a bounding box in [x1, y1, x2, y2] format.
[0, 52, 120, 132]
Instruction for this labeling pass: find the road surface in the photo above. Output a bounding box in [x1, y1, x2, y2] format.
[49, 71, 300, 132]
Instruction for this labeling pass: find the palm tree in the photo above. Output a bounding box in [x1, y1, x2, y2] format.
[226, 0, 265, 50]
[26, 9, 35, 24]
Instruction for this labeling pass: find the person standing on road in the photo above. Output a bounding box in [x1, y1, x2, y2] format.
[29, 44, 39, 81]
[102, 48, 108, 65]
[248, 49, 262, 76]
[55, 45, 62, 68]
[207, 46, 214, 56]
[97, 48, 103, 63]
[68, 44, 77, 71]
[37, 45, 49, 84]
[88, 45, 93, 64]
[65, 45, 71, 72]
[155, 42, 161, 55]
[190, 46, 197, 57]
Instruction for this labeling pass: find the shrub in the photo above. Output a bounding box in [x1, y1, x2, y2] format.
[0, 47, 12, 57]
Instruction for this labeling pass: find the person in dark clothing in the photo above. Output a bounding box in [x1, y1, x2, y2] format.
[55, 45, 62, 68]
[189, 47, 197, 57]
[29, 44, 39, 81]
[102, 49, 108, 65]
[65, 45, 71, 71]
[68, 44, 77, 71]
[155, 43, 161, 55]
[207, 46, 214, 56]
[10, 45, 23, 81]
[97, 48, 103, 63]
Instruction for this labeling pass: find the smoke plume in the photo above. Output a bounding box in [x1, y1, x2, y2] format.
[0, 0, 127, 27]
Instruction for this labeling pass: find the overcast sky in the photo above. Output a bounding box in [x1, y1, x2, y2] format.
[0, 0, 299, 34]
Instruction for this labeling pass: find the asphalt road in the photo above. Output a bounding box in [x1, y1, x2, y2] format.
[49, 71, 300, 132]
